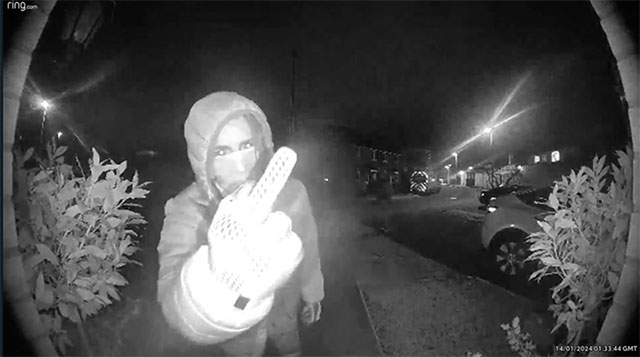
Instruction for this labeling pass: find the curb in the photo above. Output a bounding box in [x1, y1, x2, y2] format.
[355, 281, 386, 357]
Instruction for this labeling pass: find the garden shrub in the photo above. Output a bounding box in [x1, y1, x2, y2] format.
[526, 147, 632, 349]
[13, 141, 151, 354]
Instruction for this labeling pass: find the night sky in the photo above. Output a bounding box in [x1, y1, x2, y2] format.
[8, 1, 637, 167]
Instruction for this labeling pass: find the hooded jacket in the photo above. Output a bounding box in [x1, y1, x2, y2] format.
[157, 92, 324, 345]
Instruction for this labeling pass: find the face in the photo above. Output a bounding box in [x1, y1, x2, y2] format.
[208, 116, 259, 195]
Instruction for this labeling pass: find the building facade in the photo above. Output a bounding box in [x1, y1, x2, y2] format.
[353, 145, 409, 194]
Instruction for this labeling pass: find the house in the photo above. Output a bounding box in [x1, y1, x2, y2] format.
[354, 145, 408, 194]
[463, 146, 587, 189]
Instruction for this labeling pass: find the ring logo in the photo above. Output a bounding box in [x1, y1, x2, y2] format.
[6, 1, 38, 11]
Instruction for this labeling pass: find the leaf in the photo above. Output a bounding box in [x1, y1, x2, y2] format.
[87, 245, 109, 259]
[116, 161, 128, 176]
[555, 217, 576, 229]
[129, 187, 150, 199]
[64, 204, 81, 218]
[106, 272, 128, 286]
[65, 265, 80, 283]
[106, 216, 122, 228]
[540, 256, 561, 267]
[35, 243, 59, 265]
[562, 262, 581, 274]
[74, 277, 93, 288]
[23, 147, 35, 163]
[548, 192, 560, 211]
[119, 239, 132, 256]
[76, 287, 95, 301]
[538, 221, 552, 235]
[90, 180, 110, 201]
[54, 146, 68, 158]
[103, 189, 116, 211]
[92, 148, 100, 167]
[115, 209, 142, 218]
[33, 170, 49, 182]
[124, 245, 139, 256]
[105, 285, 121, 301]
[35, 272, 44, 302]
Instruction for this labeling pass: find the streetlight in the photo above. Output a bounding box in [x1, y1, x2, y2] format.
[483, 126, 494, 147]
[40, 99, 52, 111]
[38, 98, 53, 144]
[452, 152, 458, 168]
[445, 164, 451, 185]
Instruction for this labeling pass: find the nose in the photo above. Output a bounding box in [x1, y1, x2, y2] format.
[231, 155, 247, 173]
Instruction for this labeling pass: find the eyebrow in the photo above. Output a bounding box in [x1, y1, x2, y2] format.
[213, 139, 254, 151]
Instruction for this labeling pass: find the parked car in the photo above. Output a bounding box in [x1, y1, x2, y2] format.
[427, 176, 442, 194]
[478, 184, 530, 207]
[481, 186, 553, 275]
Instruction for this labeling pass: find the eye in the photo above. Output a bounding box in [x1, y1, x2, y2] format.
[240, 141, 254, 150]
[213, 148, 230, 157]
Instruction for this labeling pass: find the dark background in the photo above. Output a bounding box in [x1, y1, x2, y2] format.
[4, 0, 638, 166]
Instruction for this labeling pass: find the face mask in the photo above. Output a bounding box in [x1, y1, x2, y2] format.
[210, 147, 258, 196]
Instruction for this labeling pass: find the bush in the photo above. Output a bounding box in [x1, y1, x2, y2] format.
[525, 146, 633, 350]
[13, 141, 151, 354]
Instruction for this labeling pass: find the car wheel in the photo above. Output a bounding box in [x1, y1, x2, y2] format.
[491, 232, 530, 276]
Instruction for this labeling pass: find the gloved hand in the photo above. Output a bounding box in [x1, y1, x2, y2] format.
[207, 147, 303, 309]
[300, 301, 322, 326]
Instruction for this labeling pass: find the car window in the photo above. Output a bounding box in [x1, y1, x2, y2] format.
[515, 187, 554, 211]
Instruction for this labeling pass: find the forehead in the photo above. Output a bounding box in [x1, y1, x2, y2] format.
[215, 117, 254, 147]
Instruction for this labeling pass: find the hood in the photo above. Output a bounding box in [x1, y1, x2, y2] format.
[184, 91, 274, 203]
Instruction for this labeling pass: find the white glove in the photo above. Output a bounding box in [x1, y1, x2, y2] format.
[207, 148, 303, 309]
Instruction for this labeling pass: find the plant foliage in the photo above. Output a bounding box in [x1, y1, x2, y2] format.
[525, 146, 633, 350]
[12, 141, 151, 354]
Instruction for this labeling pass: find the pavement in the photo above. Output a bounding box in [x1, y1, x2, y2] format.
[341, 190, 555, 356]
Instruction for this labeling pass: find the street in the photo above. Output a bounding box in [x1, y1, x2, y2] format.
[363, 186, 557, 308]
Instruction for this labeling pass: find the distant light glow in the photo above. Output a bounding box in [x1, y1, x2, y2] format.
[534, 155, 540, 163]
[458, 170, 465, 176]
[323, 177, 329, 182]
[39, 99, 52, 111]
[452, 152, 458, 157]
[57, 131, 63, 139]
[551, 150, 560, 162]
[517, 165, 524, 171]
[468, 166, 473, 171]
[488, 206, 497, 213]
[483, 126, 492, 134]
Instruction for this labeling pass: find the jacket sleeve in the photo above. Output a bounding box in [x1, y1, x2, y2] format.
[287, 181, 325, 303]
[156, 185, 273, 345]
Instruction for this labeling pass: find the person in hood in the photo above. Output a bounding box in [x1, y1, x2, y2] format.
[157, 91, 324, 356]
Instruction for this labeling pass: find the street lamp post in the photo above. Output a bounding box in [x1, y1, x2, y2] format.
[445, 164, 451, 185]
[452, 152, 458, 169]
[39, 99, 52, 144]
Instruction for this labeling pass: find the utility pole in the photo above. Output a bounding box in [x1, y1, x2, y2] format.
[289, 50, 297, 137]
